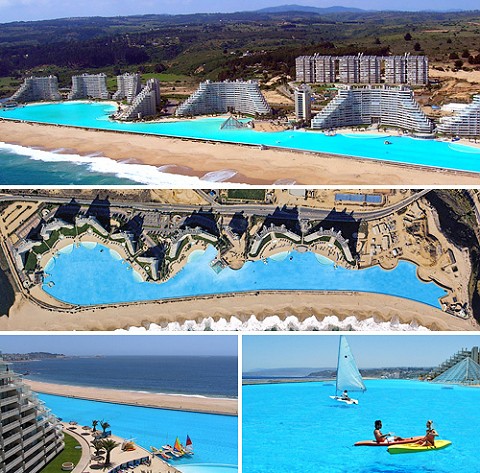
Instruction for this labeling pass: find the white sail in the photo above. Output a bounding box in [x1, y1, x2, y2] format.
[335, 336, 366, 395]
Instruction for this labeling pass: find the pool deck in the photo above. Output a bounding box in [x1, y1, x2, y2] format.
[62, 423, 179, 473]
[1, 120, 480, 185]
[26, 380, 238, 416]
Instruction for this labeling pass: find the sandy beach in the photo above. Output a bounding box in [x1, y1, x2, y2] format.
[1, 289, 476, 331]
[25, 379, 237, 416]
[2, 120, 480, 185]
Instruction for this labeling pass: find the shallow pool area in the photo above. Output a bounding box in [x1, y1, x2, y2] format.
[2, 101, 480, 174]
[39, 393, 237, 466]
[41, 243, 447, 308]
[177, 464, 237, 473]
[243, 379, 480, 473]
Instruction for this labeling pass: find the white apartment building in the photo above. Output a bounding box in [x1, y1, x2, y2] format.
[0, 355, 64, 473]
[115, 78, 161, 120]
[68, 73, 109, 100]
[296, 54, 428, 85]
[438, 95, 480, 136]
[294, 84, 312, 121]
[311, 85, 434, 133]
[112, 73, 142, 104]
[11, 76, 61, 103]
[176, 80, 271, 116]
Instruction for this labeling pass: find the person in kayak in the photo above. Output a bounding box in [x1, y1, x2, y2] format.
[374, 420, 402, 443]
[416, 420, 438, 446]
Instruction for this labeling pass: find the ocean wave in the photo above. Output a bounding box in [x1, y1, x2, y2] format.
[116, 315, 429, 332]
[201, 169, 238, 182]
[0, 141, 244, 187]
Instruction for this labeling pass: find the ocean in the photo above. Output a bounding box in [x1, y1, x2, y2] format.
[0, 142, 233, 186]
[16, 355, 238, 398]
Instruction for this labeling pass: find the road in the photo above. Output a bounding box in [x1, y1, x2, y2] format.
[0, 189, 431, 223]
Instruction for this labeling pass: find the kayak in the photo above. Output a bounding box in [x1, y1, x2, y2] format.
[355, 436, 424, 447]
[388, 440, 452, 454]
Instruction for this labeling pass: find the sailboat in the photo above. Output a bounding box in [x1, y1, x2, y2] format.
[329, 336, 366, 405]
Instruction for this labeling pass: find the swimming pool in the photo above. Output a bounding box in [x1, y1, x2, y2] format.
[41, 244, 447, 308]
[2, 102, 480, 174]
[39, 393, 238, 467]
[243, 379, 480, 473]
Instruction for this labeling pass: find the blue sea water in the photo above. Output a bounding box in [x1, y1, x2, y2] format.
[2, 101, 480, 175]
[42, 244, 447, 308]
[39, 393, 237, 467]
[0, 145, 135, 185]
[16, 356, 237, 398]
[0, 142, 217, 186]
[243, 379, 480, 473]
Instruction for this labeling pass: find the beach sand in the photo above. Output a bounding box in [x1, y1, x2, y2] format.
[1, 290, 476, 332]
[1, 121, 480, 185]
[25, 380, 237, 416]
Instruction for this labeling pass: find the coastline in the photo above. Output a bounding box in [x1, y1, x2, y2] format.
[1, 290, 476, 331]
[2, 120, 480, 185]
[25, 379, 238, 416]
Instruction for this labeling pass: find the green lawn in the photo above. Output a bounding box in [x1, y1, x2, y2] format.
[226, 189, 266, 202]
[40, 432, 82, 473]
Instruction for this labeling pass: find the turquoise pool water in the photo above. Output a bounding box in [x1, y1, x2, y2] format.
[42, 243, 447, 308]
[39, 393, 237, 467]
[2, 102, 480, 173]
[243, 379, 480, 473]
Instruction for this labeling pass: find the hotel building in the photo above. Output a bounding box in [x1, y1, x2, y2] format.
[11, 76, 61, 103]
[112, 73, 142, 104]
[0, 355, 64, 473]
[296, 54, 428, 85]
[176, 80, 271, 116]
[437, 95, 480, 136]
[311, 85, 434, 134]
[115, 78, 161, 120]
[68, 73, 109, 100]
[294, 84, 312, 121]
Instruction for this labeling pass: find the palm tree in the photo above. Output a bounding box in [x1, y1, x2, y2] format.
[100, 421, 111, 435]
[92, 420, 99, 432]
[91, 439, 103, 456]
[100, 439, 120, 466]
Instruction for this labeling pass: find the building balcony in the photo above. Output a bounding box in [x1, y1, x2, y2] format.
[1, 418, 21, 433]
[23, 427, 44, 443]
[3, 442, 22, 461]
[0, 431, 21, 448]
[20, 412, 36, 423]
[23, 449, 46, 471]
[2, 407, 20, 420]
[0, 393, 20, 407]
[3, 452, 23, 471]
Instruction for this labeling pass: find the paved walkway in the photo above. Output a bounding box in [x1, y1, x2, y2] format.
[62, 423, 181, 473]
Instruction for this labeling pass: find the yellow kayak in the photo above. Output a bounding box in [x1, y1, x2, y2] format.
[388, 440, 451, 454]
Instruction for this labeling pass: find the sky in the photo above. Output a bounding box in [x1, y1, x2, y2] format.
[243, 335, 480, 372]
[0, 335, 237, 356]
[0, 0, 477, 23]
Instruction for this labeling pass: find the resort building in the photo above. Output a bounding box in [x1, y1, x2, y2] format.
[311, 85, 434, 134]
[11, 76, 61, 103]
[176, 80, 271, 117]
[68, 73, 109, 100]
[429, 346, 480, 385]
[112, 73, 142, 104]
[294, 84, 312, 122]
[437, 95, 480, 136]
[115, 78, 161, 121]
[0, 354, 64, 473]
[296, 54, 428, 85]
